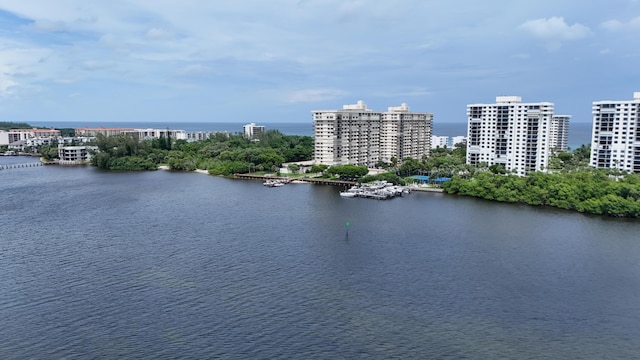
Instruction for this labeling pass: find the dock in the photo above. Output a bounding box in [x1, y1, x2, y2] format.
[0, 162, 45, 170]
[340, 181, 410, 200]
[234, 173, 357, 186]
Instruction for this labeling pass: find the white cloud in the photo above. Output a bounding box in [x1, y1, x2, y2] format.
[519, 17, 590, 49]
[601, 16, 640, 31]
[282, 89, 348, 103]
[81, 60, 114, 71]
[372, 88, 433, 98]
[415, 40, 443, 50]
[601, 19, 624, 31]
[146, 28, 173, 41]
[28, 19, 68, 32]
[0, 46, 54, 96]
[0, 77, 18, 95]
[176, 64, 213, 77]
[0, 1, 635, 122]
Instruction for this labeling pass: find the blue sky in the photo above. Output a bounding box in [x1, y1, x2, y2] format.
[0, 1, 639, 124]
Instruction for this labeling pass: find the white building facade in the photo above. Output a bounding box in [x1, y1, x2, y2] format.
[550, 115, 570, 152]
[0, 128, 61, 146]
[126, 129, 188, 141]
[243, 123, 265, 140]
[186, 131, 228, 142]
[431, 136, 449, 149]
[451, 136, 467, 147]
[74, 127, 187, 140]
[58, 145, 98, 164]
[590, 92, 640, 173]
[466, 96, 554, 176]
[313, 101, 432, 166]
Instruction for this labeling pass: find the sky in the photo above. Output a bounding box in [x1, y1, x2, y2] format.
[0, 1, 639, 124]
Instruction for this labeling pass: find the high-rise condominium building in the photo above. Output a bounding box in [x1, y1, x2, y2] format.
[313, 101, 432, 166]
[467, 96, 554, 176]
[590, 92, 640, 172]
[550, 115, 570, 152]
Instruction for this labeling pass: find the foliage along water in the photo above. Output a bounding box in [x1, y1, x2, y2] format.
[1, 157, 640, 359]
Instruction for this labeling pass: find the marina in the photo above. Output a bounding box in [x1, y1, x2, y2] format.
[263, 178, 291, 187]
[340, 181, 410, 200]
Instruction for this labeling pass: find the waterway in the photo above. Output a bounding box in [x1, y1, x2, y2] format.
[1, 157, 639, 359]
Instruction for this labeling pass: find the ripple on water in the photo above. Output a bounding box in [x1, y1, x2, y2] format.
[1, 164, 640, 358]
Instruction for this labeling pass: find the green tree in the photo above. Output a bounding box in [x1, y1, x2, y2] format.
[288, 164, 300, 173]
[327, 165, 368, 179]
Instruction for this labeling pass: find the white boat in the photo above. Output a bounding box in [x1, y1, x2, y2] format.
[264, 179, 286, 187]
[340, 182, 409, 199]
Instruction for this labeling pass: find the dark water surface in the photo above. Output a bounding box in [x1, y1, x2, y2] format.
[1, 157, 639, 359]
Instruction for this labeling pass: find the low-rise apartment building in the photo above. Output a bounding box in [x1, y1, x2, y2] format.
[0, 128, 61, 146]
[58, 145, 99, 164]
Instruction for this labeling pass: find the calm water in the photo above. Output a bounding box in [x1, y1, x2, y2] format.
[1, 157, 639, 359]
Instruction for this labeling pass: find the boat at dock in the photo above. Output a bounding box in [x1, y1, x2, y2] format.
[340, 181, 409, 200]
[263, 178, 291, 187]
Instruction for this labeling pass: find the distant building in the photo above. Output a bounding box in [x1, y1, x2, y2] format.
[58, 145, 98, 164]
[313, 101, 433, 166]
[451, 136, 467, 147]
[75, 127, 134, 137]
[126, 128, 187, 141]
[431, 136, 449, 149]
[186, 131, 228, 142]
[243, 123, 265, 140]
[0, 128, 61, 146]
[550, 115, 570, 152]
[74, 127, 187, 140]
[590, 92, 640, 172]
[467, 96, 554, 176]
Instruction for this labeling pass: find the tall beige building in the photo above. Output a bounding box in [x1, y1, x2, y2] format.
[590, 92, 640, 172]
[466, 96, 555, 176]
[313, 101, 432, 166]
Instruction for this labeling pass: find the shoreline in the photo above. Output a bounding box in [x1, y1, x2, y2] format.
[158, 165, 209, 175]
[157, 166, 442, 191]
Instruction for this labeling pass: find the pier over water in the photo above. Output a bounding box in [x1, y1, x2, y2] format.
[0, 162, 45, 170]
[234, 173, 356, 186]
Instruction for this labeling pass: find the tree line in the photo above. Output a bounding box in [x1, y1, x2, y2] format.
[442, 170, 640, 217]
[74, 127, 640, 218]
[90, 130, 313, 174]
